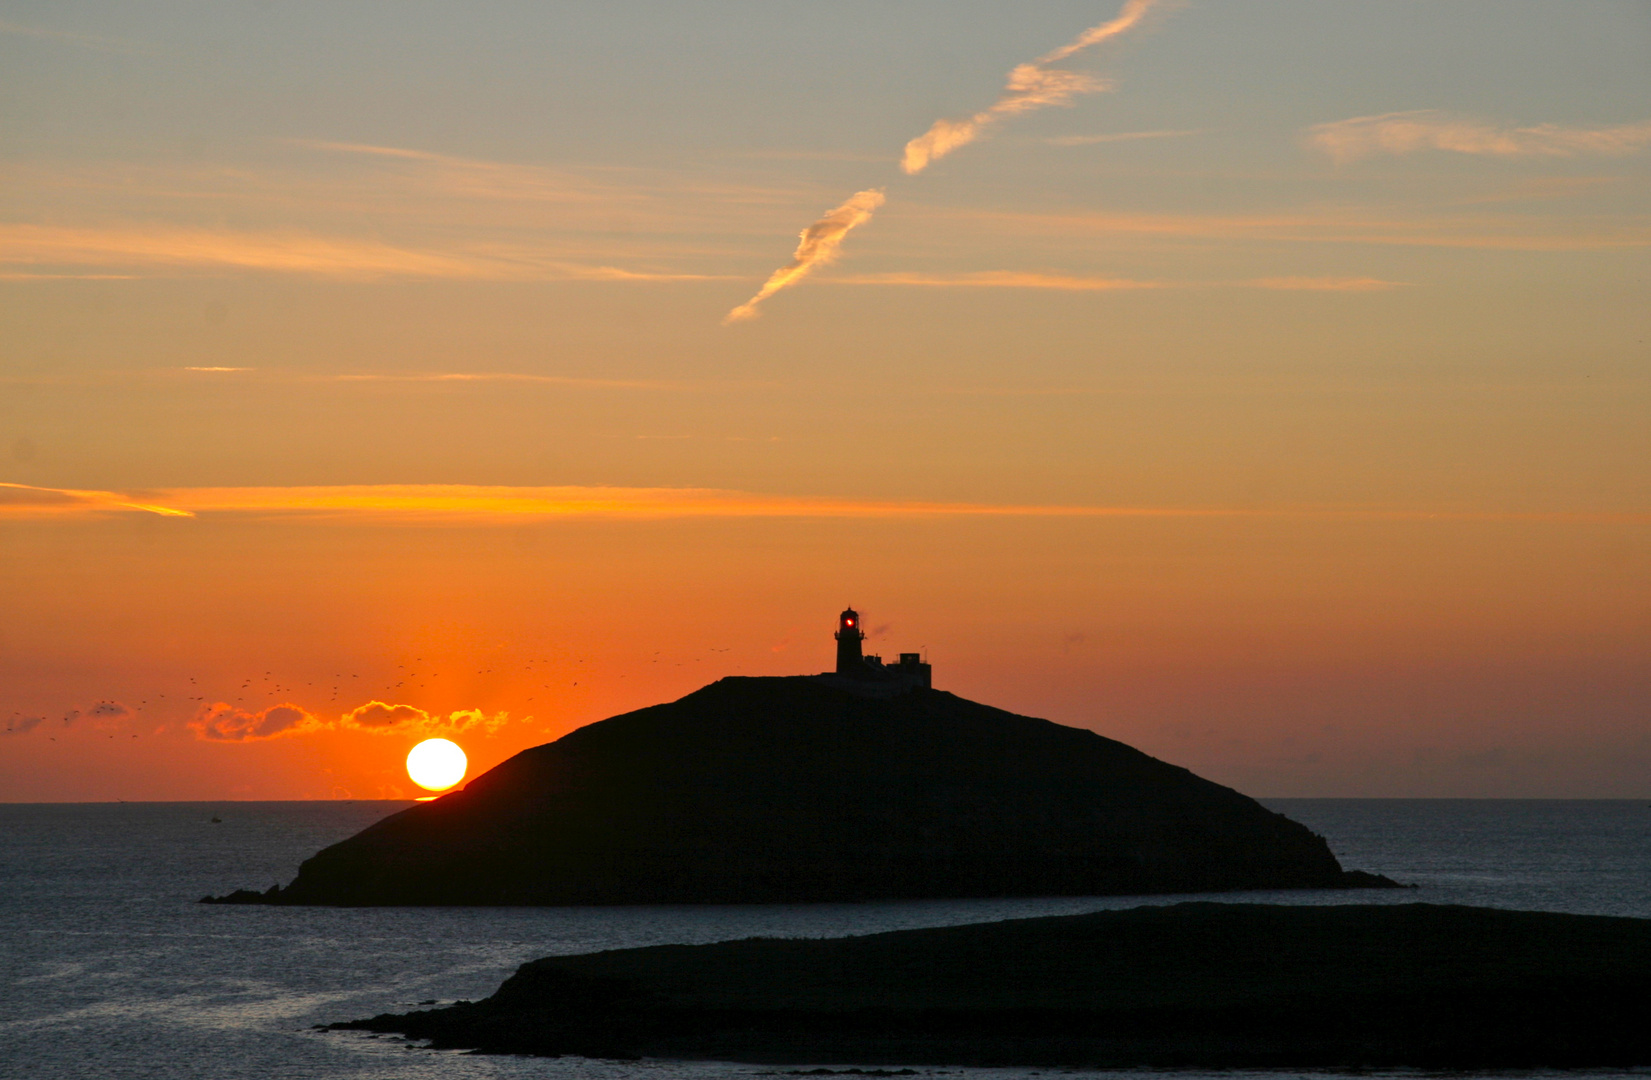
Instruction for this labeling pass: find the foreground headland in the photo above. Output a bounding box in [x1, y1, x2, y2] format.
[335, 902, 1651, 1067]
[206, 676, 1393, 905]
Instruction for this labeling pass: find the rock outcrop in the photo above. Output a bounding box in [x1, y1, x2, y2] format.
[334, 902, 1651, 1067]
[207, 676, 1393, 906]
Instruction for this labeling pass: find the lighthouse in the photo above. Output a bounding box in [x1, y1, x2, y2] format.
[827, 607, 932, 690]
[834, 607, 866, 675]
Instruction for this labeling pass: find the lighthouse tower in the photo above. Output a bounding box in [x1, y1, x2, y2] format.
[834, 607, 866, 675]
[819, 607, 932, 691]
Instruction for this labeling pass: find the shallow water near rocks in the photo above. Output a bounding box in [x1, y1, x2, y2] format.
[2, 798, 1648, 1080]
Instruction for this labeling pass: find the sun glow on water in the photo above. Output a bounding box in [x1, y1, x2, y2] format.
[406, 738, 467, 791]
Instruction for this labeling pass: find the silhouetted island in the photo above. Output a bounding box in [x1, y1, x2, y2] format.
[205, 664, 1393, 905]
[333, 902, 1651, 1067]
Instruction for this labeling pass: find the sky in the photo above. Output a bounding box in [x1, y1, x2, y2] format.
[1, 0, 1648, 801]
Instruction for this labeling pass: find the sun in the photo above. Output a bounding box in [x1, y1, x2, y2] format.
[406, 738, 467, 792]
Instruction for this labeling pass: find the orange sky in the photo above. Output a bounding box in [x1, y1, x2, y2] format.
[2, 1, 1647, 800]
[2, 504, 1646, 799]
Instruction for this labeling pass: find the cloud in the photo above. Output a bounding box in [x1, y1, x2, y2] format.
[901, 0, 1167, 174]
[726, 0, 1170, 322]
[61, 701, 136, 729]
[831, 271, 1165, 291]
[342, 701, 511, 735]
[0, 482, 195, 518]
[296, 141, 446, 162]
[342, 701, 431, 731]
[723, 188, 885, 323]
[182, 700, 509, 741]
[3, 368, 751, 393]
[0, 272, 139, 281]
[286, 139, 665, 209]
[2, 482, 1644, 525]
[1036, 0, 1166, 65]
[828, 271, 1404, 291]
[326, 372, 684, 390]
[1309, 111, 1651, 163]
[445, 708, 512, 735]
[1243, 276, 1406, 292]
[1047, 128, 1207, 147]
[902, 67, 1111, 175]
[932, 205, 1651, 251]
[0, 483, 95, 510]
[0, 145, 833, 288]
[4, 715, 46, 735]
[0, 223, 734, 283]
[191, 702, 327, 741]
[0, 223, 485, 279]
[0, 19, 149, 55]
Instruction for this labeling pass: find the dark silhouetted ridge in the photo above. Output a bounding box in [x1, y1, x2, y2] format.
[333, 902, 1651, 1067]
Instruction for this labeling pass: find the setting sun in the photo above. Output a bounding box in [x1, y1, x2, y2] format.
[406, 738, 467, 792]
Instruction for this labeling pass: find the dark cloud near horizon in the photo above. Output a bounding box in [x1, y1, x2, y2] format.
[191, 701, 325, 741]
[341, 701, 510, 735]
[341, 700, 431, 731]
[62, 700, 135, 728]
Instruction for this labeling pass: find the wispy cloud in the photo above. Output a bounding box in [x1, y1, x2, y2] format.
[0, 481, 196, 518]
[1047, 128, 1208, 147]
[284, 139, 668, 209]
[0, 18, 149, 55]
[936, 205, 1651, 252]
[0, 223, 733, 282]
[295, 141, 444, 161]
[901, 67, 1113, 175]
[724, 188, 885, 323]
[902, 0, 1168, 174]
[1449, 176, 1623, 206]
[2, 482, 1642, 526]
[729, 0, 1173, 324]
[0, 223, 480, 277]
[1310, 111, 1651, 163]
[1244, 276, 1405, 292]
[728, 149, 894, 163]
[324, 372, 686, 390]
[0, 143, 827, 286]
[831, 271, 1165, 291]
[829, 271, 1405, 292]
[0, 272, 140, 281]
[0, 369, 739, 392]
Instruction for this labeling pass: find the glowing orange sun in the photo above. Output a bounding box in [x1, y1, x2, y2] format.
[406, 738, 467, 792]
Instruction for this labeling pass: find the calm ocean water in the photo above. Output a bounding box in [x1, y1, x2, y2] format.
[2, 798, 1648, 1080]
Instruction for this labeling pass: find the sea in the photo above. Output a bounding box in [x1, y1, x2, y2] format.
[2, 799, 1648, 1080]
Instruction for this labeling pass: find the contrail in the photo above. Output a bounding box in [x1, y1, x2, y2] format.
[1037, 0, 1161, 65]
[724, 0, 1167, 324]
[902, 0, 1164, 175]
[723, 188, 885, 323]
